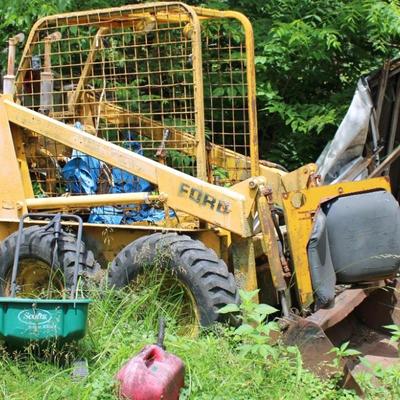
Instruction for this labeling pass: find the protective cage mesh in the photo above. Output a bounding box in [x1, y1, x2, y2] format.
[14, 3, 254, 222]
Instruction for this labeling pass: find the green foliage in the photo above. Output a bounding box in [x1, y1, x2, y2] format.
[166, 150, 195, 175]
[328, 341, 361, 369]
[219, 289, 279, 358]
[32, 181, 46, 198]
[221, 0, 400, 167]
[329, 341, 362, 358]
[384, 324, 400, 343]
[212, 166, 231, 186]
[0, 0, 69, 46]
[355, 359, 400, 399]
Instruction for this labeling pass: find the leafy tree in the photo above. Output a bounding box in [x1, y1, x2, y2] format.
[222, 0, 400, 167]
[0, 0, 135, 49]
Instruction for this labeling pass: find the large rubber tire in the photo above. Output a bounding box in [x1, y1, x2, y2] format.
[108, 233, 239, 326]
[0, 225, 101, 296]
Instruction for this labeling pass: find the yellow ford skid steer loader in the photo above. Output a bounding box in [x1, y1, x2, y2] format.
[0, 2, 398, 387]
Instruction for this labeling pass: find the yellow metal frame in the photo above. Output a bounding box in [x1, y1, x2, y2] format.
[14, 2, 259, 185]
[193, 7, 260, 176]
[282, 177, 392, 308]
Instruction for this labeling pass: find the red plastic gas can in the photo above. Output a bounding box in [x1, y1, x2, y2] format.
[116, 344, 185, 400]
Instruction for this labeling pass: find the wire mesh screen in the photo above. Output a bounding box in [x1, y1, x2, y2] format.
[14, 3, 254, 214]
[202, 18, 251, 185]
[17, 4, 198, 195]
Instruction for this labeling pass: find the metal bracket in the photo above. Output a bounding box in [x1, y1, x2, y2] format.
[10, 213, 84, 300]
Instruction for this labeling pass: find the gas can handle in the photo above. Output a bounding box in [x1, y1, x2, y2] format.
[143, 345, 164, 367]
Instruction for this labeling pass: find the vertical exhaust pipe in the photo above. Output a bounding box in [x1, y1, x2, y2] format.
[3, 33, 25, 95]
[39, 31, 62, 115]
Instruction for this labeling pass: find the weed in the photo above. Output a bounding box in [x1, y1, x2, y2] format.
[219, 289, 279, 358]
[328, 341, 361, 369]
[0, 286, 398, 399]
[384, 324, 400, 343]
[356, 360, 400, 399]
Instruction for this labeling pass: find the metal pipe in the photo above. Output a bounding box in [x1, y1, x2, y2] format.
[256, 187, 287, 291]
[386, 76, 400, 168]
[40, 32, 61, 114]
[7, 33, 24, 76]
[279, 290, 290, 318]
[69, 214, 83, 300]
[376, 59, 391, 127]
[3, 33, 24, 94]
[369, 144, 400, 178]
[370, 110, 380, 166]
[156, 317, 166, 349]
[10, 215, 27, 297]
[26, 192, 165, 210]
[43, 32, 61, 72]
[156, 128, 170, 164]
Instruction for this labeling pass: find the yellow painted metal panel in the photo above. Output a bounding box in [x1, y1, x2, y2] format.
[5, 98, 253, 237]
[282, 177, 391, 308]
[0, 99, 27, 219]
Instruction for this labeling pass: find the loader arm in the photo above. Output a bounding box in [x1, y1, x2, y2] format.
[1, 97, 256, 237]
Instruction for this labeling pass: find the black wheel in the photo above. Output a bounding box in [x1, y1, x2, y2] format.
[0, 225, 100, 297]
[108, 233, 239, 331]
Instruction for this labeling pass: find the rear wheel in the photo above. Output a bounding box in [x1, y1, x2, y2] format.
[0, 225, 100, 297]
[107, 233, 239, 333]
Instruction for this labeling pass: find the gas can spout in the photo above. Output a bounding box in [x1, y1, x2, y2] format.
[156, 317, 166, 349]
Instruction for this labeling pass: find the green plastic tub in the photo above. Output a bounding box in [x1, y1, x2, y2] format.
[0, 298, 91, 347]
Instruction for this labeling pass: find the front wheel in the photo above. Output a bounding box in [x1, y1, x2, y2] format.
[0, 225, 100, 297]
[107, 233, 239, 330]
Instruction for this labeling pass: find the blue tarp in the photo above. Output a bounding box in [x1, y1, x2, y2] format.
[61, 149, 102, 194]
[61, 126, 171, 225]
[88, 206, 125, 225]
[61, 122, 103, 194]
[110, 167, 152, 194]
[88, 205, 170, 225]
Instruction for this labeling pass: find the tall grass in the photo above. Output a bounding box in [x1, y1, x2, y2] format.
[0, 281, 399, 400]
